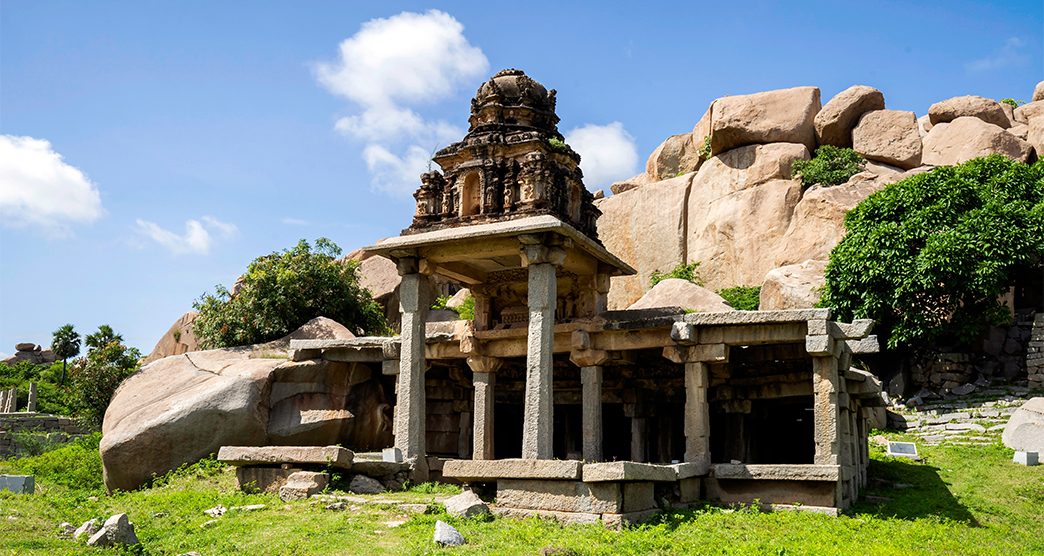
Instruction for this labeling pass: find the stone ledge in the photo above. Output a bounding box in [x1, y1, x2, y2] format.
[582, 461, 679, 482]
[683, 309, 831, 326]
[711, 464, 840, 481]
[442, 459, 582, 481]
[217, 446, 353, 470]
[670, 461, 710, 479]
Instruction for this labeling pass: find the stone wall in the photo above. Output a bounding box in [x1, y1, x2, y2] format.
[1028, 314, 1044, 390]
[0, 413, 85, 457]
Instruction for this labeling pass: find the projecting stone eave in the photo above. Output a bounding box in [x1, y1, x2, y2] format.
[363, 214, 637, 278]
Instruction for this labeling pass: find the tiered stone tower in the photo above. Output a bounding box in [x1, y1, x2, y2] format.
[407, 69, 601, 241]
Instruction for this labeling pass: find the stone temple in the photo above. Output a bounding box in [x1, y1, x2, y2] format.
[291, 69, 884, 523]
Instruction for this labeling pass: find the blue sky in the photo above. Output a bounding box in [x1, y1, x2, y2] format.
[1, 0, 1041, 355]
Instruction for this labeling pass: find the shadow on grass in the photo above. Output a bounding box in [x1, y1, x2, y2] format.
[849, 457, 978, 525]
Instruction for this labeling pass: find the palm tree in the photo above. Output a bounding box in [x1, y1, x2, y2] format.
[85, 324, 123, 352]
[51, 324, 81, 386]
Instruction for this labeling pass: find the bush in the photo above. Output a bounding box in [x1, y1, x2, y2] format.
[718, 286, 761, 310]
[822, 155, 1044, 349]
[999, 98, 1023, 108]
[792, 146, 865, 187]
[651, 262, 703, 287]
[193, 238, 389, 348]
[0, 361, 75, 415]
[5, 433, 104, 491]
[698, 135, 712, 159]
[70, 336, 141, 429]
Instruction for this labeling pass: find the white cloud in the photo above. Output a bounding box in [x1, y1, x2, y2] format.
[565, 122, 639, 190]
[0, 135, 104, 235]
[134, 215, 237, 255]
[281, 217, 309, 226]
[315, 10, 488, 196]
[966, 37, 1030, 72]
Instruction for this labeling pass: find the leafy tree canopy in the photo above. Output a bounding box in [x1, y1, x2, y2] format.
[71, 327, 141, 429]
[85, 324, 122, 352]
[822, 155, 1044, 350]
[193, 238, 389, 348]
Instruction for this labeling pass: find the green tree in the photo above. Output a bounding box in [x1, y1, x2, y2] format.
[50, 324, 81, 386]
[193, 238, 389, 348]
[85, 324, 122, 352]
[822, 155, 1044, 350]
[70, 331, 140, 429]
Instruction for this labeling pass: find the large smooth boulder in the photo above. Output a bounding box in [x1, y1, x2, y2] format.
[928, 95, 1011, 128]
[1014, 101, 1044, 156]
[355, 254, 399, 301]
[597, 172, 695, 309]
[627, 279, 732, 312]
[852, 110, 922, 169]
[101, 323, 392, 492]
[686, 143, 808, 290]
[814, 85, 885, 147]
[921, 117, 1033, 166]
[144, 311, 201, 364]
[759, 260, 827, 310]
[1002, 397, 1044, 454]
[1034, 81, 1044, 102]
[775, 169, 894, 266]
[709, 87, 821, 155]
[646, 133, 702, 181]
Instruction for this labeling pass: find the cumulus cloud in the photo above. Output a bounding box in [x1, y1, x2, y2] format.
[565, 122, 639, 190]
[0, 135, 104, 235]
[966, 37, 1030, 72]
[315, 10, 488, 196]
[134, 216, 238, 255]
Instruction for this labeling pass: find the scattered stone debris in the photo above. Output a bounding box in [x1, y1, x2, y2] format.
[204, 505, 227, 517]
[73, 518, 100, 540]
[399, 503, 434, 514]
[384, 518, 407, 528]
[279, 471, 329, 501]
[153, 512, 168, 518]
[348, 474, 385, 495]
[325, 502, 348, 511]
[231, 504, 266, 512]
[201, 519, 219, 529]
[433, 520, 465, 546]
[86, 514, 139, 548]
[57, 522, 75, 538]
[443, 490, 490, 518]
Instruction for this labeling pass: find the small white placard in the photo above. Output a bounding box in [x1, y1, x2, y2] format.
[886, 441, 920, 460]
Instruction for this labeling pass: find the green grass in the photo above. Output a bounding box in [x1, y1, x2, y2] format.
[1, 431, 1041, 555]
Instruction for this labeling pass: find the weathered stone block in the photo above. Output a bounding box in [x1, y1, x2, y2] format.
[622, 482, 657, 512]
[0, 474, 34, 494]
[442, 458, 582, 481]
[235, 466, 298, 493]
[497, 479, 621, 513]
[218, 445, 353, 469]
[278, 471, 329, 501]
[583, 461, 678, 482]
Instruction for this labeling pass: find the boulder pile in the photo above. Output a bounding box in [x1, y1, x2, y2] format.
[2, 343, 56, 366]
[601, 82, 1042, 310]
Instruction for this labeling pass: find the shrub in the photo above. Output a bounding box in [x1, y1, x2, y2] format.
[718, 286, 761, 310]
[456, 295, 475, 320]
[999, 98, 1023, 108]
[698, 135, 712, 159]
[5, 433, 104, 491]
[651, 262, 703, 287]
[0, 361, 75, 415]
[822, 155, 1044, 350]
[547, 137, 570, 153]
[193, 238, 389, 348]
[792, 146, 865, 187]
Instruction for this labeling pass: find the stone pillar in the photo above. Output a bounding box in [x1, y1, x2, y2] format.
[519, 235, 566, 460]
[684, 362, 710, 467]
[467, 356, 501, 460]
[630, 417, 647, 462]
[27, 383, 37, 413]
[581, 365, 603, 462]
[395, 257, 429, 472]
[812, 354, 841, 465]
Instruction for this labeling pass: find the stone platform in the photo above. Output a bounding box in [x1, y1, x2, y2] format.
[217, 446, 410, 495]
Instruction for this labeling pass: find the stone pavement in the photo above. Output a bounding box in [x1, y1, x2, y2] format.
[886, 383, 1039, 445]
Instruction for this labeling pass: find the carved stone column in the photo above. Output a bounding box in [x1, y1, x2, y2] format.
[467, 355, 502, 460]
[519, 235, 566, 459]
[665, 329, 727, 473]
[395, 257, 429, 476]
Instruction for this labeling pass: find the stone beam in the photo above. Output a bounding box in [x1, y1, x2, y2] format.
[663, 344, 729, 364]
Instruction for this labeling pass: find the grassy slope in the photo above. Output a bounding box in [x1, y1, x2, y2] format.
[0, 432, 1041, 556]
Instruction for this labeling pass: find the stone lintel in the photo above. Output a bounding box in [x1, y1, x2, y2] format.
[217, 446, 354, 470]
[663, 344, 728, 364]
[442, 459, 582, 481]
[846, 336, 880, 354]
[289, 348, 321, 362]
[671, 461, 710, 479]
[711, 464, 840, 481]
[582, 461, 678, 483]
[683, 309, 831, 326]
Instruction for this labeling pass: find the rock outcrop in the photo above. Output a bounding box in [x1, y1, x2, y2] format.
[627, 279, 732, 312]
[2, 343, 56, 366]
[100, 319, 392, 492]
[709, 87, 820, 155]
[759, 260, 828, 310]
[646, 133, 702, 181]
[143, 311, 201, 364]
[852, 110, 922, 169]
[928, 95, 1011, 129]
[814, 85, 885, 148]
[921, 117, 1033, 166]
